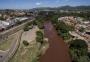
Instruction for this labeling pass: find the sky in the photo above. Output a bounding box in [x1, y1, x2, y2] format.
[0, 0, 90, 9]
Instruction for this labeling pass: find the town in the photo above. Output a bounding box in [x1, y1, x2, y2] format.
[58, 16, 90, 51]
[0, 1, 90, 62]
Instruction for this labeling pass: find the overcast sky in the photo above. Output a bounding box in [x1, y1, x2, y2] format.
[0, 0, 90, 9]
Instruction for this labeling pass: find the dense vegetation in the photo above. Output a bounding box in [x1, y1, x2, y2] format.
[69, 39, 90, 62]
[0, 17, 5, 20]
[36, 31, 44, 44]
[45, 12, 74, 40]
[30, 11, 90, 62]
[43, 11, 90, 62]
[33, 11, 74, 40]
[79, 27, 85, 32]
[55, 21, 73, 40]
[34, 6, 90, 20]
[23, 22, 33, 31]
[36, 10, 90, 41]
[58, 12, 90, 20]
[33, 16, 44, 29]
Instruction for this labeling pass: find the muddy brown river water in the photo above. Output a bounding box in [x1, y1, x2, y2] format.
[40, 21, 71, 62]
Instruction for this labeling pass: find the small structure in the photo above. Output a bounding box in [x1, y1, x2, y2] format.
[0, 20, 10, 31]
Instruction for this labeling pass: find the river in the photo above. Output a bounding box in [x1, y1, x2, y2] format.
[40, 21, 71, 62]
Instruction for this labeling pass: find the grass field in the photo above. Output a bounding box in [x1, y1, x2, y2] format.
[0, 34, 16, 51]
[9, 40, 41, 62]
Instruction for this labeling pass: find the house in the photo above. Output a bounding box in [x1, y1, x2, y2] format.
[0, 20, 10, 31]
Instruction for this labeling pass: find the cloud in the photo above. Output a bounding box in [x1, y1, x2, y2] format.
[36, 2, 42, 5]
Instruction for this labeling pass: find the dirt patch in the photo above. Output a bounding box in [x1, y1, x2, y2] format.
[21, 26, 39, 43]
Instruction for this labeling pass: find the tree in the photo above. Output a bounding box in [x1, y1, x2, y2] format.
[88, 52, 90, 58]
[78, 56, 90, 62]
[70, 49, 79, 62]
[23, 25, 29, 31]
[36, 31, 43, 44]
[0, 17, 6, 20]
[33, 17, 44, 29]
[55, 21, 73, 40]
[69, 39, 88, 50]
[69, 39, 89, 62]
[23, 40, 29, 46]
[23, 22, 33, 31]
[79, 27, 85, 32]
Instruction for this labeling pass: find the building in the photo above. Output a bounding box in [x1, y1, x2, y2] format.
[58, 16, 77, 26]
[0, 20, 10, 31]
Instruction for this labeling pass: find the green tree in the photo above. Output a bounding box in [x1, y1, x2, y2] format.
[23, 25, 30, 31]
[36, 31, 43, 44]
[70, 49, 79, 62]
[78, 56, 90, 62]
[23, 22, 33, 31]
[69, 39, 88, 50]
[23, 40, 29, 46]
[79, 27, 85, 32]
[69, 39, 89, 62]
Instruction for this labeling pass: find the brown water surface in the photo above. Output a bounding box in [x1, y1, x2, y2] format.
[40, 21, 71, 62]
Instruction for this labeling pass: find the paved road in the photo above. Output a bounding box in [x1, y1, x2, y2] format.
[40, 21, 71, 62]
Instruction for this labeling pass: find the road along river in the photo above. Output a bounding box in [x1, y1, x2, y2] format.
[40, 21, 71, 62]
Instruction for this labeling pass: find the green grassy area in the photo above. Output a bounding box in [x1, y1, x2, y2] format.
[9, 41, 41, 62]
[0, 36, 14, 51]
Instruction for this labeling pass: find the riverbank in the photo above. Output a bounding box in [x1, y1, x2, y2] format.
[9, 26, 49, 62]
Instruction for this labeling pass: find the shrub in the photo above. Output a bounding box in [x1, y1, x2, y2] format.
[69, 39, 89, 62]
[23, 22, 33, 31]
[69, 39, 88, 50]
[36, 31, 43, 44]
[23, 40, 29, 46]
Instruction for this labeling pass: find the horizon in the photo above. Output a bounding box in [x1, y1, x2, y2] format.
[0, 0, 90, 9]
[0, 5, 90, 10]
